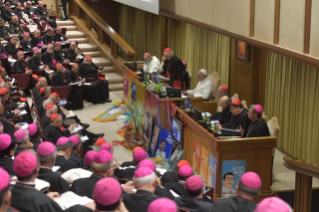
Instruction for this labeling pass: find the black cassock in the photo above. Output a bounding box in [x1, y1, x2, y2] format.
[123, 190, 159, 212]
[15, 146, 27, 156]
[79, 62, 110, 101]
[29, 54, 53, 85]
[65, 70, 100, 104]
[211, 196, 256, 212]
[64, 205, 93, 212]
[222, 108, 251, 132]
[175, 196, 214, 212]
[164, 180, 187, 197]
[8, 23, 24, 35]
[0, 156, 14, 175]
[41, 51, 56, 66]
[160, 171, 179, 186]
[5, 42, 18, 56]
[210, 106, 232, 125]
[41, 115, 51, 130]
[12, 60, 38, 88]
[121, 161, 135, 168]
[38, 167, 70, 193]
[44, 124, 71, 145]
[114, 167, 136, 181]
[0, 26, 10, 38]
[31, 139, 42, 151]
[53, 49, 67, 63]
[13, 9, 28, 22]
[36, 96, 46, 115]
[20, 39, 33, 52]
[34, 7, 57, 28]
[0, 117, 15, 134]
[245, 118, 270, 137]
[70, 174, 101, 198]
[66, 47, 84, 60]
[1, 10, 15, 22]
[42, 33, 54, 45]
[70, 152, 84, 167]
[11, 182, 63, 212]
[163, 54, 185, 88]
[55, 154, 78, 173]
[31, 36, 44, 48]
[154, 186, 174, 200]
[52, 71, 84, 110]
[53, 33, 68, 42]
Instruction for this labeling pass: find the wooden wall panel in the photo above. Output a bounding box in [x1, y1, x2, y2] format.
[175, 0, 190, 18]
[160, 0, 175, 13]
[189, 0, 213, 26]
[254, 0, 276, 43]
[228, 0, 251, 36]
[279, 0, 306, 52]
[309, 0, 319, 57]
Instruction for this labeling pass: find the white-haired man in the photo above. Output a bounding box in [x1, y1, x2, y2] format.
[143, 52, 161, 74]
[34, 1, 57, 28]
[182, 69, 213, 100]
[161, 48, 185, 90]
[14, 129, 33, 156]
[123, 167, 158, 212]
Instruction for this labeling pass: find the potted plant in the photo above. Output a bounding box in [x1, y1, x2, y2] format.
[153, 83, 163, 95]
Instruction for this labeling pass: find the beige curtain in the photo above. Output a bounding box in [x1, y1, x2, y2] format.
[168, 19, 230, 88]
[265, 52, 319, 165]
[119, 5, 161, 60]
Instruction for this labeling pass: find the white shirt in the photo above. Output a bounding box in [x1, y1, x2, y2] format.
[186, 77, 213, 100]
[143, 56, 161, 74]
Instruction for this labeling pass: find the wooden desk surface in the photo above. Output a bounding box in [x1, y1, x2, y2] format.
[176, 108, 276, 202]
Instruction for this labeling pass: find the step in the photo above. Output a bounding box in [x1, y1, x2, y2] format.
[66, 31, 86, 39]
[83, 51, 100, 57]
[57, 20, 75, 26]
[92, 58, 111, 66]
[109, 83, 123, 91]
[101, 66, 115, 73]
[104, 73, 123, 83]
[63, 25, 77, 31]
[78, 43, 98, 51]
[68, 37, 88, 44]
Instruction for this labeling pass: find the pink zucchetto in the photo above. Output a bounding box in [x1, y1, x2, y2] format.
[56, 137, 71, 146]
[14, 129, 27, 141]
[84, 150, 97, 165]
[186, 175, 203, 191]
[254, 104, 264, 115]
[144, 52, 149, 57]
[133, 149, 148, 163]
[69, 135, 80, 146]
[93, 150, 113, 164]
[134, 167, 153, 178]
[0, 134, 12, 150]
[138, 159, 156, 171]
[46, 27, 52, 32]
[13, 151, 38, 177]
[37, 142, 56, 156]
[94, 177, 122, 206]
[147, 198, 177, 212]
[10, 35, 16, 39]
[27, 123, 38, 136]
[178, 165, 193, 178]
[100, 142, 112, 152]
[182, 61, 187, 69]
[34, 47, 41, 52]
[255, 197, 292, 212]
[241, 172, 262, 189]
[23, 32, 29, 36]
[54, 41, 61, 45]
[0, 167, 10, 192]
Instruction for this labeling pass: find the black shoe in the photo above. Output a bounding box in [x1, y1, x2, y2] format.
[105, 99, 112, 103]
[98, 100, 105, 104]
[98, 67, 104, 70]
[93, 133, 104, 138]
[59, 18, 66, 21]
[82, 123, 90, 130]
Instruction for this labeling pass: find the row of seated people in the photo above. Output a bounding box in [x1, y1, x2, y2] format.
[0, 133, 292, 212]
[1, 1, 56, 28]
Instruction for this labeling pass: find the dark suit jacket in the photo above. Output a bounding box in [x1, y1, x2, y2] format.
[211, 196, 256, 212]
[55, 154, 77, 173]
[175, 196, 214, 212]
[123, 190, 158, 212]
[38, 167, 70, 193]
[71, 174, 101, 198]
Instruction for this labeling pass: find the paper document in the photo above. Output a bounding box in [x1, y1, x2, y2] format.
[8, 58, 17, 63]
[71, 125, 84, 134]
[83, 83, 92, 86]
[52, 166, 60, 172]
[17, 110, 27, 116]
[54, 191, 93, 210]
[18, 102, 26, 109]
[170, 190, 180, 197]
[181, 94, 187, 98]
[80, 135, 89, 142]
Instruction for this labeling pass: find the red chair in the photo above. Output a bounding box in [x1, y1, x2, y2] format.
[39, 20, 50, 31]
[22, 25, 30, 33]
[11, 73, 32, 89]
[33, 70, 45, 76]
[51, 86, 72, 100]
[0, 58, 8, 70]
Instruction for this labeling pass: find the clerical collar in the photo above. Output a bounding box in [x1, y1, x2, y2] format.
[39, 166, 52, 170]
[178, 180, 186, 185]
[16, 181, 36, 188]
[137, 189, 154, 194]
[57, 153, 67, 159]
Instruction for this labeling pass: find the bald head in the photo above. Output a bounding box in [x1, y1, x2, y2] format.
[40, 78, 47, 86]
[217, 86, 228, 98]
[47, 44, 54, 53]
[71, 64, 79, 73]
[219, 96, 230, 110]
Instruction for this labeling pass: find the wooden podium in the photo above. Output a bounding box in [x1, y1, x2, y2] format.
[176, 108, 277, 202]
[283, 156, 319, 212]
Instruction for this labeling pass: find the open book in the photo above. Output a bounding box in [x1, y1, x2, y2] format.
[61, 168, 92, 184]
[54, 191, 93, 210]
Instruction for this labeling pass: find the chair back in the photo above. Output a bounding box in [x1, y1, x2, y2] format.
[241, 100, 248, 109]
[267, 116, 279, 137]
[11, 73, 32, 89]
[51, 86, 72, 100]
[231, 93, 239, 100]
[208, 71, 220, 100]
[39, 20, 50, 31]
[22, 24, 30, 33]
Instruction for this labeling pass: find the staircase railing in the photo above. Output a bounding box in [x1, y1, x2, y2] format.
[69, 0, 137, 61]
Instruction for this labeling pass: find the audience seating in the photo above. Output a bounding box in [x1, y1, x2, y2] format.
[11, 73, 32, 90]
[51, 86, 72, 100]
[208, 71, 220, 100]
[267, 116, 280, 137]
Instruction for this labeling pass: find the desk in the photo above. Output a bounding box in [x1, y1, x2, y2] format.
[176, 108, 276, 202]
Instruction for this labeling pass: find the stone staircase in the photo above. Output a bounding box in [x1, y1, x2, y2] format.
[56, 20, 123, 91]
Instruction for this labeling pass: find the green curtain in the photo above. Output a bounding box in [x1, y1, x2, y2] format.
[265, 52, 319, 164]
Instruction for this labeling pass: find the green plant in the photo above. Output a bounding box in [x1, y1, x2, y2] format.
[153, 83, 163, 93]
